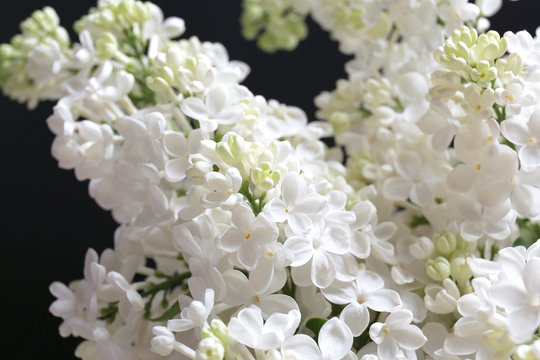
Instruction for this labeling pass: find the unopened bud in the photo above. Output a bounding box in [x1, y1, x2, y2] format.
[450, 256, 473, 284]
[426, 256, 451, 281]
[409, 236, 434, 260]
[433, 231, 457, 255]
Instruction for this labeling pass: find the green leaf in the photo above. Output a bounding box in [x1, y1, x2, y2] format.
[150, 301, 180, 322]
[305, 317, 328, 337]
[514, 219, 540, 248]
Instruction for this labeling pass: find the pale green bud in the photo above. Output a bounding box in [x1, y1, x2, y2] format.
[460, 281, 473, 295]
[196, 337, 225, 360]
[426, 256, 451, 282]
[95, 9, 115, 28]
[450, 256, 473, 284]
[366, 12, 391, 39]
[155, 67, 175, 86]
[409, 236, 434, 260]
[451, 26, 478, 48]
[346, 152, 373, 180]
[329, 111, 350, 134]
[166, 47, 184, 70]
[514, 345, 536, 360]
[216, 142, 236, 165]
[258, 177, 275, 193]
[96, 32, 118, 59]
[184, 56, 197, 73]
[210, 319, 231, 345]
[146, 76, 171, 94]
[228, 134, 247, 159]
[132, 2, 151, 23]
[457, 236, 477, 253]
[433, 231, 457, 255]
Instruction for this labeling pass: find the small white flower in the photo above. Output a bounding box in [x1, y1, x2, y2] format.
[181, 86, 243, 132]
[228, 306, 301, 351]
[369, 309, 426, 360]
[217, 203, 278, 270]
[264, 172, 326, 235]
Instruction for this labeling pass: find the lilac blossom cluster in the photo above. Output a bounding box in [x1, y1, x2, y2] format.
[3, 0, 540, 359]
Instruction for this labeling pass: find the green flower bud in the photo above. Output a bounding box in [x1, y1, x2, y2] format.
[146, 76, 171, 94]
[450, 256, 473, 284]
[457, 236, 477, 253]
[432, 231, 457, 255]
[96, 32, 118, 59]
[426, 256, 451, 282]
[329, 111, 350, 134]
[514, 345, 536, 360]
[210, 319, 231, 345]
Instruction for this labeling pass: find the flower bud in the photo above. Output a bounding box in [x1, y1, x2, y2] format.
[96, 32, 118, 59]
[457, 236, 477, 253]
[450, 256, 473, 284]
[329, 111, 350, 134]
[433, 231, 456, 255]
[151, 326, 175, 356]
[409, 236, 434, 260]
[514, 345, 535, 360]
[210, 319, 231, 345]
[426, 256, 451, 281]
[196, 337, 225, 360]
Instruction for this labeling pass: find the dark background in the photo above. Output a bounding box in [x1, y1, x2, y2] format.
[0, 1, 538, 358]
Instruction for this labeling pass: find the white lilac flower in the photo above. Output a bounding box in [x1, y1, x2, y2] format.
[163, 129, 207, 182]
[228, 306, 301, 351]
[321, 270, 402, 336]
[501, 110, 540, 170]
[217, 203, 278, 270]
[488, 247, 540, 342]
[99, 271, 144, 320]
[369, 309, 427, 360]
[168, 288, 214, 333]
[181, 86, 243, 132]
[264, 172, 326, 235]
[222, 270, 298, 318]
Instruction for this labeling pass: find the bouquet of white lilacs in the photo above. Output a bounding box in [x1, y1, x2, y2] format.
[4, 0, 540, 359]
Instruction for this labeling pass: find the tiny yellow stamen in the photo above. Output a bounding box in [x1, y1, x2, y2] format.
[383, 328, 389, 334]
[476, 163, 482, 171]
[529, 138, 535, 143]
[267, 252, 275, 257]
[487, 136, 493, 142]
[507, 95, 515, 102]
[476, 105, 482, 111]
[245, 233, 251, 240]
[255, 295, 260, 303]
[285, 208, 289, 213]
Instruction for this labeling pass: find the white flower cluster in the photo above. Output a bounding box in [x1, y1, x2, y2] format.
[4, 0, 540, 359]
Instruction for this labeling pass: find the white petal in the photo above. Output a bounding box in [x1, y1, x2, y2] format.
[181, 97, 208, 121]
[258, 294, 299, 319]
[206, 86, 227, 114]
[237, 241, 259, 270]
[284, 236, 314, 267]
[319, 318, 353, 360]
[383, 177, 412, 201]
[340, 302, 370, 336]
[501, 118, 530, 146]
[391, 325, 427, 350]
[228, 307, 262, 348]
[312, 251, 336, 288]
[282, 335, 322, 359]
[366, 289, 402, 312]
[447, 164, 475, 192]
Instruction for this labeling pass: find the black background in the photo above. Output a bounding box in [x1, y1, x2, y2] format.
[0, 1, 538, 358]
